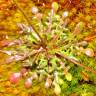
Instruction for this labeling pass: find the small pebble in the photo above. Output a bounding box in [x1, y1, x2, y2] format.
[24, 78, 32, 88]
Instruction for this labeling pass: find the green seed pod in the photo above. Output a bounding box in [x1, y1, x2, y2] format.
[54, 83, 61, 95]
[52, 2, 59, 11]
[65, 72, 72, 81]
[58, 77, 64, 85]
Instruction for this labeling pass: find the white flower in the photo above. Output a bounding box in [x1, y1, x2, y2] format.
[62, 11, 69, 18]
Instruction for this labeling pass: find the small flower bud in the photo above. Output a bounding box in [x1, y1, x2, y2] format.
[31, 6, 38, 14]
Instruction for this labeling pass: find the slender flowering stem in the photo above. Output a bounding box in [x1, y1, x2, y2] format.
[13, 0, 46, 48]
[56, 52, 96, 75]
